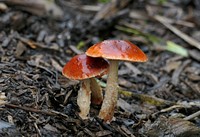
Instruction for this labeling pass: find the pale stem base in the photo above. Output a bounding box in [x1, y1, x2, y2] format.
[77, 79, 91, 119]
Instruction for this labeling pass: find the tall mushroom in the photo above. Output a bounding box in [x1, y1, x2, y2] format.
[86, 40, 148, 122]
[62, 54, 109, 119]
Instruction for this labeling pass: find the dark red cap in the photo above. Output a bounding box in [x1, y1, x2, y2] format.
[62, 54, 109, 80]
[86, 40, 148, 62]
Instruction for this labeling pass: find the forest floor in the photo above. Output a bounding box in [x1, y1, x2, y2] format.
[0, 0, 200, 136]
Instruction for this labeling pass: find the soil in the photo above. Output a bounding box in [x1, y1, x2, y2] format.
[0, 0, 200, 136]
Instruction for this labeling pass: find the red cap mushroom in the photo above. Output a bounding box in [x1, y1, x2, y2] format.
[86, 40, 148, 122]
[62, 54, 109, 119]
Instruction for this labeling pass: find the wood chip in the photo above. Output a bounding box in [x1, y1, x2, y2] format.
[124, 62, 141, 76]
[81, 5, 101, 12]
[121, 125, 136, 137]
[0, 120, 12, 129]
[96, 130, 112, 137]
[83, 128, 95, 137]
[44, 124, 60, 133]
[2, 37, 11, 48]
[0, 92, 6, 105]
[142, 116, 200, 137]
[15, 41, 27, 57]
[144, 72, 158, 84]
[163, 61, 182, 73]
[187, 74, 200, 81]
[189, 49, 200, 61]
[172, 60, 191, 85]
[7, 115, 14, 125]
[117, 98, 135, 113]
[51, 59, 63, 72]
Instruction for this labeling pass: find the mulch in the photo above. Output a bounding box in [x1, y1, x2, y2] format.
[0, 0, 200, 136]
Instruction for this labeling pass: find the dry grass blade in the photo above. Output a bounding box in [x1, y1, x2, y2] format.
[154, 15, 200, 50]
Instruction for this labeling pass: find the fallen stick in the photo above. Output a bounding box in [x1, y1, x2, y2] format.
[5, 103, 77, 122]
[184, 110, 200, 121]
[154, 15, 200, 50]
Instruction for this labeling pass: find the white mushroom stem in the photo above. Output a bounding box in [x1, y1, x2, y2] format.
[99, 60, 119, 122]
[90, 78, 103, 105]
[77, 79, 91, 119]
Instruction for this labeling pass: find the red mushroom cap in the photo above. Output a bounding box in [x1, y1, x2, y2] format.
[86, 40, 148, 62]
[62, 54, 109, 80]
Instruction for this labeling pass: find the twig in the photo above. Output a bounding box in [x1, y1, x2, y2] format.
[34, 122, 42, 137]
[63, 90, 73, 105]
[153, 101, 200, 118]
[172, 60, 191, 85]
[129, 10, 195, 27]
[154, 15, 200, 50]
[184, 110, 200, 121]
[160, 104, 185, 113]
[5, 103, 77, 122]
[152, 104, 187, 118]
[5, 103, 56, 115]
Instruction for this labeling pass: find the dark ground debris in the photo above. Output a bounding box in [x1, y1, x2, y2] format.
[0, 0, 200, 136]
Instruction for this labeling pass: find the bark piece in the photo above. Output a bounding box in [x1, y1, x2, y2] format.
[141, 116, 200, 137]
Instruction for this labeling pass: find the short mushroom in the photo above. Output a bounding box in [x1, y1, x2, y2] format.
[86, 40, 148, 122]
[62, 54, 109, 119]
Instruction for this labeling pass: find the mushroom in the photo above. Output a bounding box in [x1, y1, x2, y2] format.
[86, 40, 148, 122]
[62, 54, 109, 119]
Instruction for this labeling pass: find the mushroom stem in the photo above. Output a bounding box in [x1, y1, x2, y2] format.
[77, 79, 91, 119]
[90, 78, 103, 105]
[99, 60, 119, 122]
